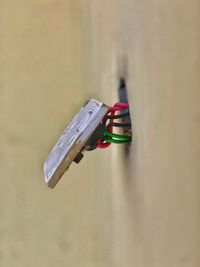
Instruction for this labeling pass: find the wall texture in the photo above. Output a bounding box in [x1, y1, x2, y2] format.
[84, 1, 200, 266]
[1, 1, 200, 267]
[0, 1, 111, 267]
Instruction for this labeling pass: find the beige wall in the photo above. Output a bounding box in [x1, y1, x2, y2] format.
[85, 1, 200, 266]
[1, 1, 200, 266]
[0, 1, 111, 267]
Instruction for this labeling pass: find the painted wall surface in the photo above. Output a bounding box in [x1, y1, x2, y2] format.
[0, 1, 111, 267]
[84, 1, 200, 266]
[1, 1, 200, 267]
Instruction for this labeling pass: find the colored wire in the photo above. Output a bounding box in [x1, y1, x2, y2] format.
[97, 108, 116, 148]
[105, 111, 130, 120]
[103, 131, 131, 141]
[103, 137, 131, 144]
[113, 102, 129, 109]
[96, 141, 110, 148]
[107, 102, 129, 113]
[97, 102, 131, 148]
[108, 122, 132, 128]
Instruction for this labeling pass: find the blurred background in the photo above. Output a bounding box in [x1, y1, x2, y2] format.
[0, 1, 112, 266]
[1, 1, 200, 267]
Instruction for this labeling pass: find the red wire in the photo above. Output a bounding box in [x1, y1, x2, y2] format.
[97, 102, 129, 149]
[113, 102, 129, 109]
[96, 107, 115, 148]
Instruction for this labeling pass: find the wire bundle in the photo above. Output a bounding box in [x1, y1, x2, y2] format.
[97, 102, 132, 148]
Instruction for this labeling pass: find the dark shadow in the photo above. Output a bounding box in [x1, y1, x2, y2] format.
[118, 78, 132, 157]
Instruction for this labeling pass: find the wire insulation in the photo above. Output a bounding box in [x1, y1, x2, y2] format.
[103, 137, 131, 144]
[105, 112, 130, 120]
[103, 131, 132, 141]
[108, 122, 132, 128]
[97, 102, 131, 148]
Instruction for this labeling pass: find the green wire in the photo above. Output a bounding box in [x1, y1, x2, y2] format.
[103, 137, 132, 144]
[103, 130, 132, 141]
